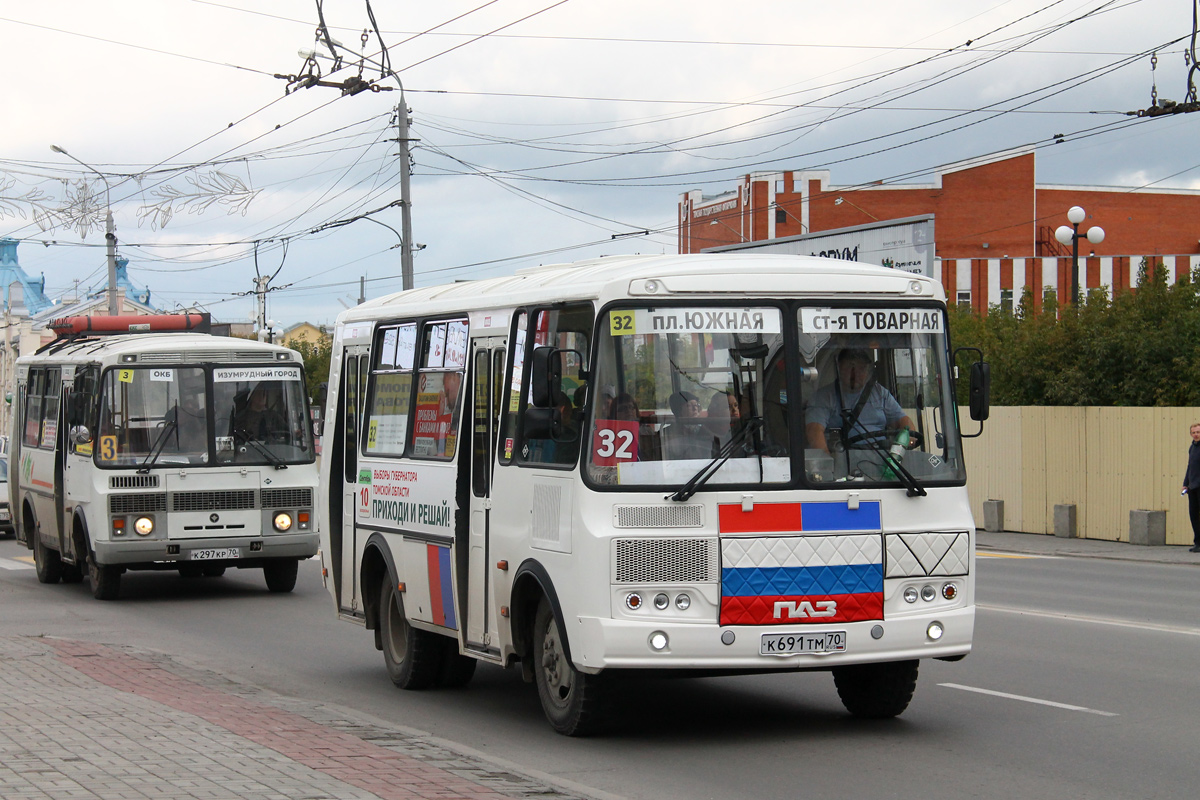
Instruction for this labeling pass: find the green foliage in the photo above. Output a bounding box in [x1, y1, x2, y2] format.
[285, 331, 333, 404]
[949, 259, 1200, 406]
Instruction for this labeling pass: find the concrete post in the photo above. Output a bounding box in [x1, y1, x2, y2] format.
[983, 500, 1004, 532]
[1129, 510, 1166, 546]
[1054, 504, 1077, 538]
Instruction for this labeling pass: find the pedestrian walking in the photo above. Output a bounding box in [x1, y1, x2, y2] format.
[1182, 422, 1200, 552]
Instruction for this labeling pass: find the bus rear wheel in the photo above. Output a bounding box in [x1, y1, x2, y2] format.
[379, 580, 443, 689]
[263, 558, 298, 592]
[832, 659, 919, 718]
[532, 599, 606, 736]
[33, 534, 62, 584]
[86, 553, 122, 601]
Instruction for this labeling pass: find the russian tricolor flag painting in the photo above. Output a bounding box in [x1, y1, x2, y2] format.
[719, 502, 884, 626]
[426, 543, 458, 630]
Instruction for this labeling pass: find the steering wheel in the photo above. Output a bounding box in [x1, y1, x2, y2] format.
[843, 428, 923, 450]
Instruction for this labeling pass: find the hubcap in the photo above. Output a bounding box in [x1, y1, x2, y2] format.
[541, 618, 573, 704]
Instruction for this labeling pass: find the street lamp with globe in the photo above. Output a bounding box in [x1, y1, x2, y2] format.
[1054, 206, 1105, 304]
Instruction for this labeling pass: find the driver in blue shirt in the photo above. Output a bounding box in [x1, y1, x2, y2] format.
[804, 348, 915, 453]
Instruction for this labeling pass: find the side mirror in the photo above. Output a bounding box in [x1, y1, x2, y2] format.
[70, 425, 93, 446]
[969, 362, 991, 421]
[530, 346, 562, 408]
[523, 407, 562, 440]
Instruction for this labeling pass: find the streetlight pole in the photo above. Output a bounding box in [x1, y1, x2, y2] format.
[1055, 206, 1106, 304]
[50, 145, 119, 316]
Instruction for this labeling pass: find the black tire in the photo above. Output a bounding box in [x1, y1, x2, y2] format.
[202, 565, 226, 577]
[379, 580, 444, 689]
[32, 533, 62, 585]
[438, 640, 478, 688]
[532, 599, 607, 736]
[86, 552, 122, 601]
[178, 562, 204, 578]
[60, 562, 84, 584]
[833, 659, 920, 719]
[263, 558, 298, 593]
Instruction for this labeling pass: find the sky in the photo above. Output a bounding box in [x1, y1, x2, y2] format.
[2, 0, 1198, 330]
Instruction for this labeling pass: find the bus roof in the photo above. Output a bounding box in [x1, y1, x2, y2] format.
[18, 332, 301, 366]
[337, 253, 943, 324]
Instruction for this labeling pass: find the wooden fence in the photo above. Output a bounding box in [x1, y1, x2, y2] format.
[963, 406, 1199, 543]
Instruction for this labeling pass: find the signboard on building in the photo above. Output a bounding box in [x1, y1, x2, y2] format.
[703, 215, 935, 277]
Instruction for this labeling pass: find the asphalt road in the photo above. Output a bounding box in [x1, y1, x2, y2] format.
[0, 538, 1196, 800]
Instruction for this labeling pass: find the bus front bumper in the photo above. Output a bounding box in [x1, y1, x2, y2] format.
[568, 606, 974, 672]
[94, 532, 319, 567]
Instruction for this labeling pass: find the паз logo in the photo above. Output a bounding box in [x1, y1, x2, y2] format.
[773, 599, 837, 619]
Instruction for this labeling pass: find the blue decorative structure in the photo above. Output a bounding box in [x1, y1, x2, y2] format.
[0, 238, 51, 315]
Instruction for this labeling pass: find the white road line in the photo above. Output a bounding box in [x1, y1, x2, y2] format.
[977, 552, 1054, 559]
[979, 602, 1200, 637]
[938, 683, 1118, 717]
[0, 557, 35, 571]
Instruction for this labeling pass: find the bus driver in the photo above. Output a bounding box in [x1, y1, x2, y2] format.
[804, 348, 915, 453]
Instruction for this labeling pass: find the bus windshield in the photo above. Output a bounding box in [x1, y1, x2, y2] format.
[586, 303, 965, 490]
[96, 365, 313, 467]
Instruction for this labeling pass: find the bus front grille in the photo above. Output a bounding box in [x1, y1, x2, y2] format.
[110, 475, 159, 490]
[110, 493, 167, 514]
[614, 538, 717, 583]
[172, 490, 257, 512]
[261, 488, 313, 508]
[613, 504, 704, 528]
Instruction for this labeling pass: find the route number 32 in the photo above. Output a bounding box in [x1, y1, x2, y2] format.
[593, 421, 638, 465]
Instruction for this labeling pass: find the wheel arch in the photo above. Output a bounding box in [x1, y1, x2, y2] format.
[20, 493, 38, 549]
[511, 558, 570, 667]
[360, 532, 399, 635]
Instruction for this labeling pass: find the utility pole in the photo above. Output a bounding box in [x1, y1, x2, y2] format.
[397, 102, 415, 291]
[359, 276, 366, 305]
[254, 275, 270, 333]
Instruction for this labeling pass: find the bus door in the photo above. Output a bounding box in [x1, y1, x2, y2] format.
[60, 366, 101, 564]
[465, 337, 506, 652]
[339, 346, 369, 612]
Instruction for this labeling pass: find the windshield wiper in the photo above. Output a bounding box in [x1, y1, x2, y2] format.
[137, 416, 178, 474]
[669, 418, 762, 502]
[855, 432, 926, 498]
[234, 428, 288, 470]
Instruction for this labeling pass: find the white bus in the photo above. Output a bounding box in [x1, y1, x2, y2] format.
[10, 315, 320, 600]
[318, 254, 989, 735]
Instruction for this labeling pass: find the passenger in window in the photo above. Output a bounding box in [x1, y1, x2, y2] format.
[662, 391, 715, 460]
[704, 391, 741, 445]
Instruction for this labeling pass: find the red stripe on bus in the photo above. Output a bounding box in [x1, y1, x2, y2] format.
[718, 502, 803, 533]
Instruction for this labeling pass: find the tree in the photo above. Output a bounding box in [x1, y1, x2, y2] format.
[949, 260, 1200, 406]
[286, 331, 333, 405]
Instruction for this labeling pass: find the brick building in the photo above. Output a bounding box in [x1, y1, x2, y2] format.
[678, 149, 1200, 313]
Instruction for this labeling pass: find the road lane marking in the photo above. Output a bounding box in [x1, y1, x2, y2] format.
[978, 552, 1047, 559]
[938, 683, 1118, 717]
[979, 602, 1200, 637]
[0, 556, 35, 570]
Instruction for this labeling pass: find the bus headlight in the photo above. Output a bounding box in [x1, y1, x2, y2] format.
[927, 621, 945, 641]
[653, 593, 669, 610]
[903, 586, 919, 604]
[134, 517, 154, 536]
[273, 512, 293, 532]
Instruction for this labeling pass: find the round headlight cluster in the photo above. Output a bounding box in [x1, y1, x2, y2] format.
[134, 517, 154, 536]
[625, 591, 693, 613]
[273, 512, 293, 532]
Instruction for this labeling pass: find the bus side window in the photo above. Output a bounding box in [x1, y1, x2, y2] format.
[516, 304, 594, 467]
[23, 368, 45, 447]
[69, 367, 100, 455]
[497, 312, 528, 465]
[343, 355, 361, 484]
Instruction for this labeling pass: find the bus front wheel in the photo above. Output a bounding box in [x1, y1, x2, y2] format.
[379, 581, 443, 689]
[86, 552, 121, 601]
[532, 599, 606, 736]
[832, 659, 919, 718]
[32, 533, 62, 585]
[263, 558, 298, 592]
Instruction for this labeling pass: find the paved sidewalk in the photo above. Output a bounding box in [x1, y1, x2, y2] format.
[976, 528, 1200, 566]
[0, 636, 600, 800]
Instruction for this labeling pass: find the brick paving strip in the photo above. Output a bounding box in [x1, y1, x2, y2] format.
[0, 635, 592, 800]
